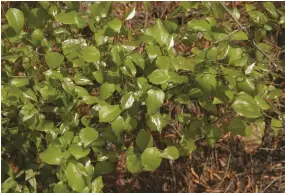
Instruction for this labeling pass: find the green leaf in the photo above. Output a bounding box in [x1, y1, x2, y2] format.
[254, 96, 270, 110]
[44, 69, 63, 80]
[271, 118, 283, 136]
[229, 31, 248, 41]
[45, 52, 64, 69]
[68, 144, 90, 160]
[65, 162, 85, 192]
[232, 92, 262, 118]
[74, 73, 93, 85]
[126, 146, 142, 173]
[6, 8, 24, 34]
[99, 83, 116, 100]
[217, 42, 230, 60]
[111, 116, 124, 134]
[151, 19, 169, 46]
[107, 18, 122, 33]
[39, 146, 63, 165]
[91, 176, 104, 193]
[10, 78, 29, 87]
[141, 147, 162, 171]
[205, 125, 221, 147]
[127, 53, 145, 70]
[195, 68, 217, 95]
[93, 71, 104, 83]
[136, 130, 153, 152]
[263, 2, 278, 19]
[249, 11, 268, 24]
[237, 78, 255, 95]
[146, 45, 162, 62]
[160, 146, 179, 160]
[53, 182, 69, 193]
[121, 92, 135, 110]
[147, 113, 166, 133]
[79, 127, 99, 148]
[228, 117, 248, 136]
[99, 105, 121, 122]
[187, 19, 211, 31]
[148, 69, 170, 85]
[146, 88, 165, 115]
[79, 46, 100, 62]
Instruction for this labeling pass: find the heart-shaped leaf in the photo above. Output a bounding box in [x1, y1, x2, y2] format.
[160, 146, 179, 160]
[79, 46, 100, 62]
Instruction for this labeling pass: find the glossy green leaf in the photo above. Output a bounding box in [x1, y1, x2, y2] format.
[68, 144, 90, 160]
[39, 146, 63, 165]
[79, 46, 100, 62]
[99, 105, 121, 122]
[148, 69, 170, 85]
[151, 19, 169, 46]
[91, 176, 104, 193]
[146, 88, 165, 115]
[6, 8, 24, 34]
[141, 147, 162, 171]
[232, 92, 262, 118]
[65, 162, 85, 192]
[121, 92, 135, 110]
[147, 113, 166, 133]
[45, 52, 64, 69]
[10, 78, 29, 87]
[79, 127, 99, 148]
[205, 125, 220, 147]
[237, 78, 255, 95]
[160, 146, 179, 160]
[99, 83, 116, 100]
[254, 96, 270, 110]
[217, 42, 230, 60]
[74, 73, 93, 86]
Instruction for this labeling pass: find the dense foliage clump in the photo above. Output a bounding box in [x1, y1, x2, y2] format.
[1, 2, 285, 192]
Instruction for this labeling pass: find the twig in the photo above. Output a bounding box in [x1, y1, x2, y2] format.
[261, 175, 285, 193]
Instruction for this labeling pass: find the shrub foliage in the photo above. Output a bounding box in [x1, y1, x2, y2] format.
[1, 2, 285, 192]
